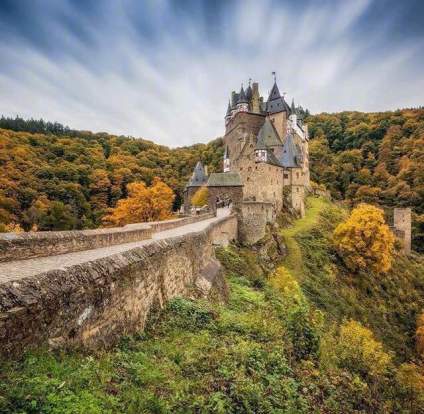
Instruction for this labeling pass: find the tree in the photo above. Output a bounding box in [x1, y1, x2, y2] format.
[102, 178, 174, 226]
[333, 204, 395, 274]
[416, 312, 424, 357]
[191, 186, 209, 207]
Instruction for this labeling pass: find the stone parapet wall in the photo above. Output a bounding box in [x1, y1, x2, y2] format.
[0, 213, 214, 263]
[0, 214, 237, 356]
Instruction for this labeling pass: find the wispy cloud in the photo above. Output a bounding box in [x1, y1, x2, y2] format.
[0, 0, 423, 146]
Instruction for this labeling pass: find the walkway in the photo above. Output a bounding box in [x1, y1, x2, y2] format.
[0, 208, 231, 283]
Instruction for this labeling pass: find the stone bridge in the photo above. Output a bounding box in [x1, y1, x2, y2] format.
[0, 209, 237, 356]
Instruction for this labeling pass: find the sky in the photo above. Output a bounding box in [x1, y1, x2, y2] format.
[0, 0, 423, 147]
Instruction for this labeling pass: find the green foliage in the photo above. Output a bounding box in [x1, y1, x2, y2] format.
[0, 126, 223, 231]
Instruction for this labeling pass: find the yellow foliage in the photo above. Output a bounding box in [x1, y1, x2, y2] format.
[396, 363, 424, 405]
[333, 203, 395, 274]
[191, 186, 209, 207]
[269, 266, 306, 308]
[417, 312, 424, 357]
[4, 223, 24, 233]
[337, 320, 392, 377]
[102, 177, 174, 226]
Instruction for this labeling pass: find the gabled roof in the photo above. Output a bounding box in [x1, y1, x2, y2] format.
[280, 133, 301, 168]
[257, 118, 282, 147]
[187, 161, 208, 187]
[207, 172, 243, 187]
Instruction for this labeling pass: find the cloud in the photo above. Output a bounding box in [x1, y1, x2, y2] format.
[0, 0, 423, 147]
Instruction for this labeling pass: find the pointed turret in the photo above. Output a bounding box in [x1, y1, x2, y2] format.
[246, 83, 253, 102]
[238, 85, 248, 104]
[236, 85, 249, 112]
[226, 100, 232, 116]
[266, 79, 291, 114]
[267, 81, 281, 102]
[291, 99, 296, 114]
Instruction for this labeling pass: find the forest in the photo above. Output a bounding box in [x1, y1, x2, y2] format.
[0, 109, 423, 249]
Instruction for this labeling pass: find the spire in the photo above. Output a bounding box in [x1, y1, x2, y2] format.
[246, 79, 253, 101]
[226, 100, 232, 116]
[267, 81, 281, 102]
[291, 99, 296, 113]
[238, 85, 248, 104]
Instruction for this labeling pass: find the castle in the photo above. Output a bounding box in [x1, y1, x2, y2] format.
[184, 76, 311, 244]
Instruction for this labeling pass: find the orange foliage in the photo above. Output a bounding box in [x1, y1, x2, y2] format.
[333, 203, 395, 274]
[102, 177, 174, 226]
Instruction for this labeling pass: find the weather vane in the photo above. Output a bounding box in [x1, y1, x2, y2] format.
[272, 71, 276, 82]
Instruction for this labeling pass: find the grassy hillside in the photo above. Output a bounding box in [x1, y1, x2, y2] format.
[1, 197, 423, 413]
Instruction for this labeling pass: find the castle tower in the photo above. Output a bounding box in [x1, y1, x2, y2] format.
[266, 80, 291, 139]
[250, 82, 261, 113]
[393, 208, 412, 254]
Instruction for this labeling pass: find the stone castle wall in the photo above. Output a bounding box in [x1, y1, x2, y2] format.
[393, 208, 412, 254]
[0, 214, 237, 357]
[238, 201, 274, 244]
[0, 214, 213, 262]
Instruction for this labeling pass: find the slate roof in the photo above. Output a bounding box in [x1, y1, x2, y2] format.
[187, 161, 208, 187]
[266, 81, 291, 114]
[246, 84, 252, 101]
[207, 172, 243, 187]
[280, 133, 301, 168]
[226, 101, 232, 116]
[238, 86, 248, 103]
[256, 118, 282, 147]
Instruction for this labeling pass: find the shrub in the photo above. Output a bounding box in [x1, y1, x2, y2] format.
[333, 203, 395, 274]
[416, 312, 424, 357]
[336, 320, 392, 378]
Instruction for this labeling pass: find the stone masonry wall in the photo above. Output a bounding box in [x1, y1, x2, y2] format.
[238, 201, 274, 245]
[0, 214, 213, 262]
[0, 215, 237, 357]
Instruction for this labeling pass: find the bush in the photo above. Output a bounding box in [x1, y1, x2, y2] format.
[333, 203, 395, 274]
[416, 312, 424, 357]
[190, 186, 209, 207]
[334, 320, 392, 378]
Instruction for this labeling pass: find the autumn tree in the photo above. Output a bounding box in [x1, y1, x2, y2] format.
[333, 203, 395, 274]
[416, 312, 424, 357]
[191, 186, 209, 207]
[102, 178, 174, 226]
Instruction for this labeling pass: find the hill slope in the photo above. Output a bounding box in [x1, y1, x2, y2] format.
[1, 197, 423, 413]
